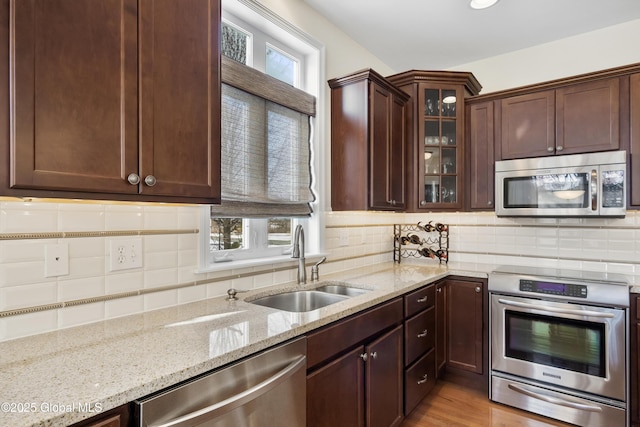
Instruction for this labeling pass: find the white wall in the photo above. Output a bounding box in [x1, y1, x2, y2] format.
[450, 18, 640, 94]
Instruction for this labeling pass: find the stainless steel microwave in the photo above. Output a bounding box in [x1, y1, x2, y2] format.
[495, 151, 626, 217]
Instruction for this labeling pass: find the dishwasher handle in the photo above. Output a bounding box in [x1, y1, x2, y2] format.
[150, 354, 306, 427]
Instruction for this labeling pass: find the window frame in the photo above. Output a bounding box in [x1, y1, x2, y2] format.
[198, 0, 325, 272]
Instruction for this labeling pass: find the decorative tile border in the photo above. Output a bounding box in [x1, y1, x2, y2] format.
[0, 229, 199, 240]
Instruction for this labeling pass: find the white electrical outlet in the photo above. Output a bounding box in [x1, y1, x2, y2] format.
[45, 243, 69, 277]
[109, 238, 143, 271]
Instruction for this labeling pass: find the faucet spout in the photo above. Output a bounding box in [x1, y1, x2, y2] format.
[292, 225, 306, 284]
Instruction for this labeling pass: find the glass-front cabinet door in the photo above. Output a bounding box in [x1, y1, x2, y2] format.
[420, 86, 463, 208]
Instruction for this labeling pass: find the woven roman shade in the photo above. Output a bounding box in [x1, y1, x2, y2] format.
[211, 57, 316, 217]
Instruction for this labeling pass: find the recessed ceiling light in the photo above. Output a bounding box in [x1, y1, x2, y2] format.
[470, 0, 499, 10]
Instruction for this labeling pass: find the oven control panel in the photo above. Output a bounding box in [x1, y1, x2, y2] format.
[519, 279, 587, 298]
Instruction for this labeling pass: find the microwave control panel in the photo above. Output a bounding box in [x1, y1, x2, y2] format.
[519, 279, 587, 298]
[602, 170, 624, 208]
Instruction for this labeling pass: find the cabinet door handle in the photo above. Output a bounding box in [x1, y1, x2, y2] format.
[127, 173, 140, 185]
[360, 353, 368, 362]
[417, 374, 429, 385]
[144, 175, 157, 187]
[417, 329, 428, 338]
[416, 296, 428, 303]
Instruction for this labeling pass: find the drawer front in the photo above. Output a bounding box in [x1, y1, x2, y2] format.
[404, 284, 435, 318]
[307, 298, 403, 370]
[404, 348, 436, 416]
[404, 306, 435, 365]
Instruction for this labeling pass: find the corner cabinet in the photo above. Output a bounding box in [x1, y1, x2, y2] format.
[4, 0, 221, 203]
[387, 71, 481, 211]
[329, 69, 409, 211]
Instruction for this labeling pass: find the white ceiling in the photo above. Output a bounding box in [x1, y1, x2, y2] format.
[302, 0, 640, 71]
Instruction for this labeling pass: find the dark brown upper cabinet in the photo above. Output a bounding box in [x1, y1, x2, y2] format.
[630, 73, 640, 208]
[329, 69, 409, 211]
[498, 78, 620, 160]
[5, 0, 221, 203]
[466, 100, 495, 210]
[387, 71, 481, 212]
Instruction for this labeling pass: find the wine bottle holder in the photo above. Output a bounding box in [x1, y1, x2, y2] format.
[393, 221, 449, 264]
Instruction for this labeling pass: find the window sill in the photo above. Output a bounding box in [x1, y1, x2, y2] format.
[196, 252, 328, 274]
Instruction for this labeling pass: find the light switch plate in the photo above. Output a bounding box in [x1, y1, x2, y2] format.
[45, 243, 69, 277]
[109, 238, 143, 271]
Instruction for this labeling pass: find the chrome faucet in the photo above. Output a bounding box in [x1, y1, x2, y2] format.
[292, 225, 306, 284]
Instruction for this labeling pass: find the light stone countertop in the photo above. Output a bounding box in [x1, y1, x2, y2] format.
[1, 260, 636, 427]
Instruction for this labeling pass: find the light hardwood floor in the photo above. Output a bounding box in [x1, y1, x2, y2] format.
[402, 379, 572, 427]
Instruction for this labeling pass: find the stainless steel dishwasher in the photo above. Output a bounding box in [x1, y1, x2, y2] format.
[134, 337, 306, 427]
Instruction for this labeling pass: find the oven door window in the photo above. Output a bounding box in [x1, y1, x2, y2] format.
[505, 310, 605, 377]
[503, 173, 590, 209]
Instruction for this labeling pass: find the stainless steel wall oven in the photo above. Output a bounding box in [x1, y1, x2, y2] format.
[489, 266, 629, 426]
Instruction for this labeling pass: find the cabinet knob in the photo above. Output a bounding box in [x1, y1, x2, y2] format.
[547, 146, 554, 152]
[370, 351, 377, 360]
[475, 286, 481, 293]
[417, 329, 428, 338]
[437, 287, 442, 293]
[360, 353, 368, 362]
[144, 175, 157, 187]
[488, 200, 493, 206]
[127, 173, 140, 185]
[556, 145, 564, 151]
[420, 200, 427, 206]
[417, 374, 429, 385]
[388, 200, 396, 206]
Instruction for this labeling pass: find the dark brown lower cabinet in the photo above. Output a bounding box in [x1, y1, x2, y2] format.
[306, 299, 404, 427]
[68, 403, 129, 427]
[631, 294, 640, 427]
[446, 278, 485, 374]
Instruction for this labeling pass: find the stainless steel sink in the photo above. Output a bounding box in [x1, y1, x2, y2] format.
[314, 284, 370, 297]
[249, 290, 349, 312]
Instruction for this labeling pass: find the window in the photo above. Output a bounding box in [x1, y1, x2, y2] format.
[200, 0, 323, 270]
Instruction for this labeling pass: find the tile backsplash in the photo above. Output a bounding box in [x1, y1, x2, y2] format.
[1, 199, 639, 342]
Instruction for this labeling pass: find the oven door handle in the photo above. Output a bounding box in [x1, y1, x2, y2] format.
[508, 384, 603, 412]
[497, 298, 615, 318]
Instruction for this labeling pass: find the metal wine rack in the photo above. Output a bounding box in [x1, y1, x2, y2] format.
[393, 221, 449, 264]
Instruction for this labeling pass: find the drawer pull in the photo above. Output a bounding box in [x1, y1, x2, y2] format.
[416, 296, 428, 303]
[417, 329, 428, 338]
[417, 374, 429, 385]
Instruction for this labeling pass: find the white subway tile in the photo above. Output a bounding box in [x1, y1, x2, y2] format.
[0, 282, 57, 311]
[58, 302, 105, 329]
[0, 261, 46, 287]
[1, 206, 58, 233]
[0, 240, 47, 263]
[58, 277, 105, 301]
[105, 271, 144, 294]
[0, 310, 58, 341]
[144, 289, 177, 311]
[178, 285, 206, 303]
[105, 295, 144, 319]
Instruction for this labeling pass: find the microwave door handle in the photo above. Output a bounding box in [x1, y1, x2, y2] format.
[590, 169, 598, 211]
[507, 384, 603, 413]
